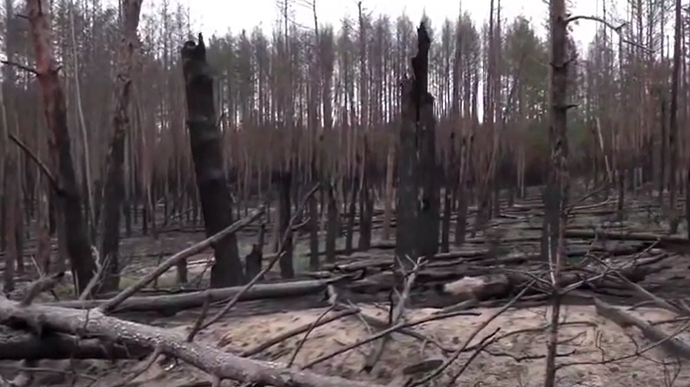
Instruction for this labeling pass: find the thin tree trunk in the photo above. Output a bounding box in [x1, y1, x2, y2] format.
[98, 0, 144, 293]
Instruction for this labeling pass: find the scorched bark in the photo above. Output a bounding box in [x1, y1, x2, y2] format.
[181, 34, 245, 287]
[99, 0, 143, 293]
[26, 0, 96, 293]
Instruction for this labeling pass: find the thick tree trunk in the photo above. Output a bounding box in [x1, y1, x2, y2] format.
[27, 0, 96, 294]
[396, 23, 436, 266]
[181, 34, 245, 287]
[98, 0, 143, 293]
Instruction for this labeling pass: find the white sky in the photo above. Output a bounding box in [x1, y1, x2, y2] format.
[185, 0, 622, 50]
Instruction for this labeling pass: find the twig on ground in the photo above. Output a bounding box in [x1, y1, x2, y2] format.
[287, 303, 338, 367]
[100, 206, 265, 314]
[595, 297, 690, 359]
[363, 256, 424, 372]
[107, 346, 162, 387]
[558, 312, 690, 369]
[186, 292, 212, 342]
[409, 280, 535, 386]
[240, 307, 360, 356]
[199, 183, 320, 332]
[302, 308, 480, 369]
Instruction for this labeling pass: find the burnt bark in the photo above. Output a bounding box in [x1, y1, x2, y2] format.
[246, 224, 265, 279]
[325, 184, 337, 263]
[181, 34, 245, 287]
[344, 175, 357, 255]
[396, 22, 437, 266]
[2, 158, 17, 293]
[98, 0, 143, 293]
[308, 191, 319, 270]
[541, 1, 570, 266]
[276, 170, 294, 278]
[440, 133, 455, 253]
[358, 138, 373, 251]
[27, 0, 96, 294]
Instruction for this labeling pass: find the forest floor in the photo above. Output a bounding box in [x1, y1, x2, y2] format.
[3, 189, 690, 386]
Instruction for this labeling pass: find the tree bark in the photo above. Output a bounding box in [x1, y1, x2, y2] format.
[99, 0, 144, 293]
[396, 23, 436, 266]
[48, 277, 341, 314]
[0, 329, 147, 360]
[181, 34, 245, 287]
[26, 0, 96, 294]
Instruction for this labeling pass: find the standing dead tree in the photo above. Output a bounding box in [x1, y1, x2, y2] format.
[181, 34, 245, 287]
[98, 0, 144, 293]
[25, 0, 96, 294]
[396, 22, 438, 265]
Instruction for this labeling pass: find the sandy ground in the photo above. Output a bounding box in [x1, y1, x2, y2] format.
[26, 303, 685, 387]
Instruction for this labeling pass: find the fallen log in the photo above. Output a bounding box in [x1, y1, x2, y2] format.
[594, 297, 690, 359]
[350, 255, 663, 303]
[47, 276, 351, 314]
[0, 328, 146, 360]
[565, 229, 689, 246]
[331, 243, 649, 274]
[0, 297, 383, 387]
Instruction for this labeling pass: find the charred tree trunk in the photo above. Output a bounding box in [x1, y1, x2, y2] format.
[454, 136, 469, 247]
[245, 224, 264, 280]
[670, 0, 681, 234]
[98, 0, 143, 293]
[396, 23, 436, 266]
[308, 189, 319, 270]
[181, 34, 245, 287]
[2, 158, 17, 294]
[276, 170, 294, 278]
[658, 93, 667, 205]
[27, 0, 96, 294]
[441, 133, 455, 253]
[542, 2, 570, 265]
[544, 2, 570, 383]
[414, 23, 439, 259]
[381, 141, 395, 241]
[325, 184, 337, 263]
[357, 138, 373, 251]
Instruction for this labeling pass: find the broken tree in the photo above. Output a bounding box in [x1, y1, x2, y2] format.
[26, 0, 97, 293]
[181, 34, 245, 287]
[396, 22, 439, 266]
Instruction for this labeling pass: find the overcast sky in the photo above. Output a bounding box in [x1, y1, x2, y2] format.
[184, 0, 620, 50]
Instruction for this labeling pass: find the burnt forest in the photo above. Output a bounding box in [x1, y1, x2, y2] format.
[0, 0, 689, 386]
